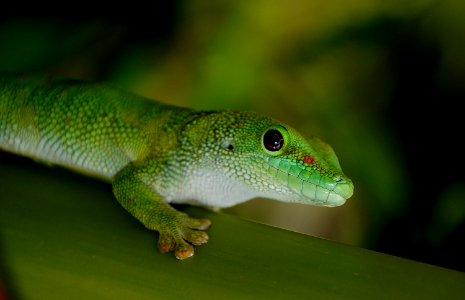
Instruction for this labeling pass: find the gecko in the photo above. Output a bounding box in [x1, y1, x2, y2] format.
[0, 74, 354, 259]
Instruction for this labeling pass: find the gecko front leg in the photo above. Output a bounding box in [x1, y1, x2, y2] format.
[112, 163, 211, 259]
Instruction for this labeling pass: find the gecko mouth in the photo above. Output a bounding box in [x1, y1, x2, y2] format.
[263, 158, 353, 207]
[302, 183, 352, 207]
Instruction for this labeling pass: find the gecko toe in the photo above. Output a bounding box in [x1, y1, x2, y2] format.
[174, 242, 195, 260]
[185, 217, 211, 230]
[158, 233, 176, 253]
[183, 228, 209, 245]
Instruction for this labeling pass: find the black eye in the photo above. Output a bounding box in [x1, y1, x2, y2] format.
[263, 129, 284, 152]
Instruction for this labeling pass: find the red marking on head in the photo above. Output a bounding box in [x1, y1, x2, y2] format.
[303, 155, 315, 165]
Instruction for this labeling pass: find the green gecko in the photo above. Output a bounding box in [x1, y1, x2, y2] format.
[0, 74, 354, 259]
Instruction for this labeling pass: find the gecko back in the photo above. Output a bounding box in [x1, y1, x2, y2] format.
[0, 75, 189, 180]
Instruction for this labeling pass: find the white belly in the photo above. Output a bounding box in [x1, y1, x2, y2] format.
[164, 168, 257, 208]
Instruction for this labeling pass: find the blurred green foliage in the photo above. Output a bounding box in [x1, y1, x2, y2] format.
[1, 0, 464, 275]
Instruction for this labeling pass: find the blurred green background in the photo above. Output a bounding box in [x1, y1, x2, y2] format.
[1, 0, 464, 275]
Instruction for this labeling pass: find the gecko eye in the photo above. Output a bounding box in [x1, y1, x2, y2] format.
[263, 129, 284, 152]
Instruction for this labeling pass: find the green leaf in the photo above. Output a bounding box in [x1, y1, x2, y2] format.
[1, 156, 464, 300]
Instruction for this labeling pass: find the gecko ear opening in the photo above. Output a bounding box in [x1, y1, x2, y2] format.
[221, 138, 235, 151]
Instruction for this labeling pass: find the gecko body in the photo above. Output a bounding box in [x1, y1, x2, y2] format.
[0, 75, 353, 259]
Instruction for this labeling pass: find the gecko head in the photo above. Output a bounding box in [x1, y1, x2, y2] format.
[200, 111, 354, 207]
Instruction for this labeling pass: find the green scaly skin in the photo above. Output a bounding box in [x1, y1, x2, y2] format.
[0, 75, 354, 259]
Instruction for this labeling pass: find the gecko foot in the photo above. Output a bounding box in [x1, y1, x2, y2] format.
[157, 215, 211, 260]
